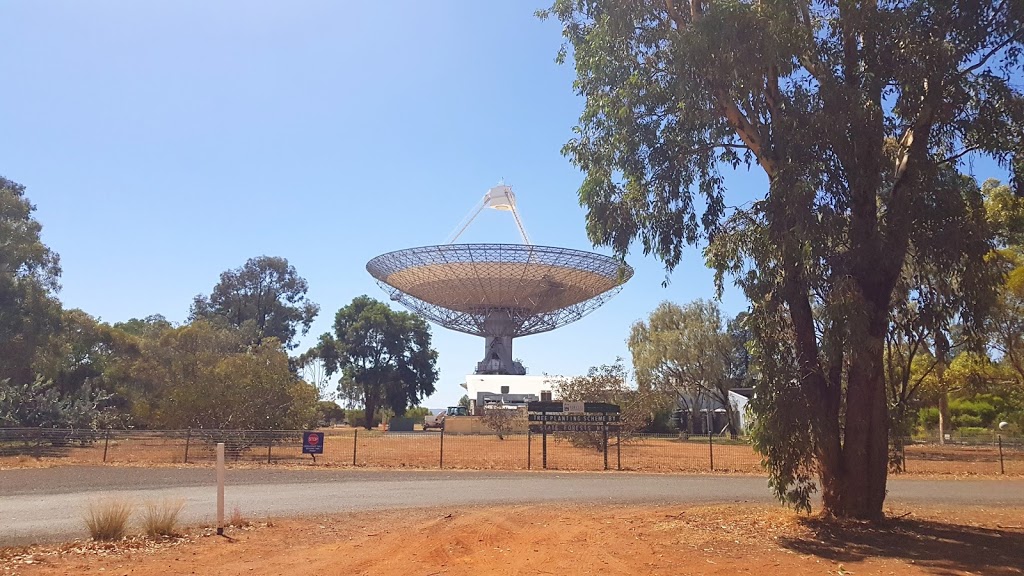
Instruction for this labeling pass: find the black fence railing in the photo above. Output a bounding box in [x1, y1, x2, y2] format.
[1, 428, 1020, 475]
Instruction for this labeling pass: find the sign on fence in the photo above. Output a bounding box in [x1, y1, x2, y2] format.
[303, 431, 324, 455]
[529, 423, 621, 433]
[563, 401, 586, 414]
[526, 401, 621, 470]
[528, 413, 621, 423]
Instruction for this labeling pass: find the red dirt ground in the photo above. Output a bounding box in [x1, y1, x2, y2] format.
[3, 503, 1022, 576]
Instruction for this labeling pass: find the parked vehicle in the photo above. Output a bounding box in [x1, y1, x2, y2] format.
[423, 406, 469, 430]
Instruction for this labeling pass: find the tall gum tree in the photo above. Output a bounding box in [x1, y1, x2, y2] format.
[541, 0, 1023, 519]
[315, 296, 439, 429]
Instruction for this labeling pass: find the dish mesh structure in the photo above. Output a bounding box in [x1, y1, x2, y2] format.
[367, 243, 633, 375]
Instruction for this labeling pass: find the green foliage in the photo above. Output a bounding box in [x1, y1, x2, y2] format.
[0, 176, 63, 386]
[956, 427, 991, 438]
[542, 0, 1022, 519]
[190, 256, 319, 349]
[344, 408, 381, 428]
[317, 401, 345, 425]
[404, 406, 430, 420]
[629, 300, 746, 436]
[458, 394, 470, 409]
[918, 407, 940, 430]
[949, 397, 999, 428]
[314, 296, 438, 429]
[140, 321, 318, 430]
[0, 377, 111, 429]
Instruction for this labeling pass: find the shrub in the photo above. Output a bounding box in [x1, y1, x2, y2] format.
[344, 409, 381, 428]
[950, 398, 998, 428]
[480, 407, 523, 440]
[84, 499, 133, 541]
[141, 499, 184, 537]
[917, 407, 940, 430]
[952, 414, 984, 429]
[404, 406, 431, 420]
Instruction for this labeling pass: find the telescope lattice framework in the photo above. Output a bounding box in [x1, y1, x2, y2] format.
[366, 184, 634, 375]
[367, 243, 633, 338]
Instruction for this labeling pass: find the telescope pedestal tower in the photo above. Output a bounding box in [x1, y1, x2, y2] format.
[477, 310, 525, 375]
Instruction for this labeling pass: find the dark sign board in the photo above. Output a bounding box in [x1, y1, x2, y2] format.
[529, 423, 622, 433]
[528, 413, 621, 423]
[526, 401, 620, 414]
[302, 431, 324, 455]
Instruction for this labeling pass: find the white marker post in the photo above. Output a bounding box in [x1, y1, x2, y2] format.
[216, 442, 225, 536]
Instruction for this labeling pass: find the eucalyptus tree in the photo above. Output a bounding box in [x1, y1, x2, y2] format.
[629, 300, 743, 436]
[190, 256, 319, 350]
[315, 296, 438, 429]
[541, 0, 1022, 518]
[0, 176, 62, 385]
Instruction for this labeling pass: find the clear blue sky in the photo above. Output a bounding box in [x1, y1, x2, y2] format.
[0, 2, 1009, 409]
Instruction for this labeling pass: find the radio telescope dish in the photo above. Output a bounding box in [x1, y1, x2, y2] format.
[367, 184, 633, 375]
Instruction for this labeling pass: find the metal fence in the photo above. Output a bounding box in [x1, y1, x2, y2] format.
[1, 428, 1020, 475]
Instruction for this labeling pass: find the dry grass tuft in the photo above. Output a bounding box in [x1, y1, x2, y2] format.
[141, 499, 185, 537]
[230, 505, 250, 527]
[83, 498, 134, 541]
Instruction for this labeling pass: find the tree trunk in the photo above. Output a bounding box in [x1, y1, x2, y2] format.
[720, 390, 739, 438]
[935, 337, 949, 445]
[791, 278, 890, 520]
[363, 400, 376, 430]
[938, 391, 949, 445]
[836, 314, 890, 520]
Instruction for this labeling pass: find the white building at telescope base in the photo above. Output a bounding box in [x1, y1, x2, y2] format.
[462, 374, 558, 415]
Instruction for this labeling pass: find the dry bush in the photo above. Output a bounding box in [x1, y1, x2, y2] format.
[83, 498, 134, 541]
[552, 360, 672, 449]
[480, 407, 524, 440]
[230, 504, 249, 527]
[141, 499, 185, 537]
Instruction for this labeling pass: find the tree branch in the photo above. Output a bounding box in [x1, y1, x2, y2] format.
[958, 27, 1024, 78]
[663, 0, 777, 176]
[941, 145, 986, 166]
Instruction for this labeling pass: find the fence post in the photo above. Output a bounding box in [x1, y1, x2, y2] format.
[527, 428, 531, 470]
[708, 428, 715, 472]
[602, 412, 609, 471]
[439, 426, 445, 469]
[267, 434, 273, 464]
[102, 429, 110, 463]
[616, 427, 621, 471]
[216, 442, 225, 536]
[352, 429, 358, 466]
[184, 428, 191, 464]
[542, 411, 548, 470]
[998, 434, 1005, 475]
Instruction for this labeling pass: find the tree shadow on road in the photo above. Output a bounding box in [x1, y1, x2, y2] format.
[779, 515, 1024, 575]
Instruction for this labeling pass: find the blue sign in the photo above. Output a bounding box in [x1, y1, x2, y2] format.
[302, 431, 324, 455]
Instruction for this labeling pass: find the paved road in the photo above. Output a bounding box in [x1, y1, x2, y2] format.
[2, 467, 1023, 546]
